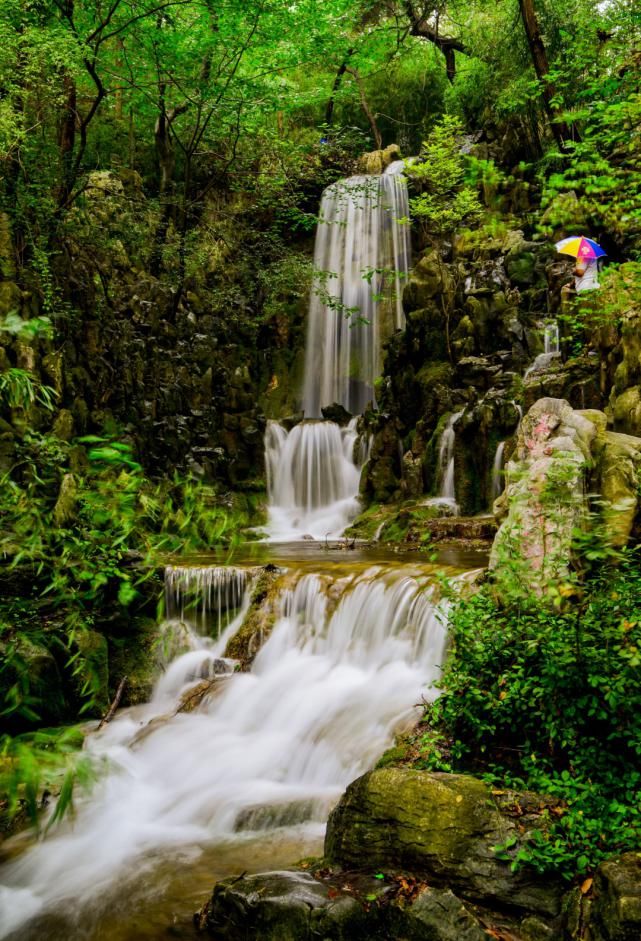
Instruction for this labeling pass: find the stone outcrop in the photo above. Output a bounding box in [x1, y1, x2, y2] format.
[324, 768, 563, 918]
[197, 774, 641, 940]
[490, 397, 596, 592]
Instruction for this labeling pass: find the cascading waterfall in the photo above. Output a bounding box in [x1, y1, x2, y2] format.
[423, 410, 464, 514]
[0, 562, 452, 938]
[260, 163, 410, 542]
[164, 565, 248, 634]
[302, 163, 410, 418]
[264, 418, 364, 541]
[491, 440, 506, 501]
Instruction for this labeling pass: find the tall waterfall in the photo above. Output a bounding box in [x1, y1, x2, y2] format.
[0, 563, 451, 938]
[302, 163, 411, 418]
[264, 419, 363, 540]
[262, 161, 410, 542]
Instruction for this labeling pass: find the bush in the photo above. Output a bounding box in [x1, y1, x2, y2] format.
[422, 550, 641, 878]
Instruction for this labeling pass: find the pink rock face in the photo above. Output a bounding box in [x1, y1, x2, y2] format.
[490, 399, 595, 598]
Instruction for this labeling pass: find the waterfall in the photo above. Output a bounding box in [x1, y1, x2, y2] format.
[264, 419, 363, 541]
[164, 565, 248, 634]
[524, 321, 561, 379]
[492, 440, 506, 500]
[0, 563, 452, 938]
[544, 321, 560, 355]
[301, 164, 410, 418]
[438, 411, 463, 510]
[263, 162, 409, 542]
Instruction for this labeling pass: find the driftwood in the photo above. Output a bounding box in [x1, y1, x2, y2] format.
[97, 675, 127, 730]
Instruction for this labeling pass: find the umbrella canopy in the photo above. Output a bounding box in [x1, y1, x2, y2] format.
[555, 236, 607, 262]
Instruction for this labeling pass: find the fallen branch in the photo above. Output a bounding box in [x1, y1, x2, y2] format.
[97, 675, 127, 730]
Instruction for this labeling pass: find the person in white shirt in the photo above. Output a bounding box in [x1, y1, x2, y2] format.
[574, 258, 600, 292]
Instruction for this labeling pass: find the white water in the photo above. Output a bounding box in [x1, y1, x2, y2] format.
[424, 410, 463, 515]
[524, 321, 561, 379]
[544, 321, 559, 355]
[491, 440, 506, 501]
[0, 564, 451, 938]
[301, 163, 410, 417]
[164, 565, 248, 634]
[264, 419, 364, 541]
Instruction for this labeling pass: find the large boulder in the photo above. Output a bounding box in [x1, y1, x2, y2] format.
[490, 397, 595, 593]
[591, 853, 641, 941]
[199, 870, 376, 940]
[581, 411, 641, 546]
[324, 768, 564, 917]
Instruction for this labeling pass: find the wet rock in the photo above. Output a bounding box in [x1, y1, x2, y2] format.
[224, 567, 285, 670]
[358, 143, 402, 175]
[325, 768, 564, 917]
[321, 403, 352, 426]
[73, 630, 109, 716]
[52, 408, 75, 441]
[199, 870, 374, 940]
[582, 413, 641, 546]
[403, 250, 455, 311]
[387, 886, 488, 941]
[0, 637, 66, 723]
[591, 853, 641, 941]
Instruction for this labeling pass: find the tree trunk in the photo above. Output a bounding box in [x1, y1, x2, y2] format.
[325, 49, 354, 126]
[517, 0, 578, 150]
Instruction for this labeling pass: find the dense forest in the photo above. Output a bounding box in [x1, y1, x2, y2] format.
[1, 0, 641, 939]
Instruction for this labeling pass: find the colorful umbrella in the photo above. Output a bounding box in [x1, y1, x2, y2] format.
[555, 236, 607, 262]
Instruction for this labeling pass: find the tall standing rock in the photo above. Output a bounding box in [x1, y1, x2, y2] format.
[490, 397, 595, 594]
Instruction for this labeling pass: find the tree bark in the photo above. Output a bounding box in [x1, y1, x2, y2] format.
[325, 49, 355, 126]
[517, 0, 578, 150]
[403, 2, 466, 83]
[347, 67, 382, 149]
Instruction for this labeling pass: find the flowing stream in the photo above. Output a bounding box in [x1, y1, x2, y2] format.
[0, 557, 459, 940]
[0, 162, 464, 941]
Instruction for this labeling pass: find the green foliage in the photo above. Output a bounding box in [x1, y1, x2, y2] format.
[422, 547, 641, 878]
[0, 368, 57, 411]
[407, 116, 483, 239]
[0, 428, 253, 829]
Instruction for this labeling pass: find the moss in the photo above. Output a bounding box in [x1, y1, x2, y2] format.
[107, 617, 162, 706]
[224, 566, 285, 669]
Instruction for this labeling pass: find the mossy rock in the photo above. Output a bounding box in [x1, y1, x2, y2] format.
[325, 768, 564, 918]
[224, 566, 285, 669]
[73, 630, 109, 717]
[0, 637, 67, 725]
[107, 617, 163, 705]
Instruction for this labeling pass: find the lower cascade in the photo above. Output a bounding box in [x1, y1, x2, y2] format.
[0, 561, 451, 938]
[264, 419, 364, 540]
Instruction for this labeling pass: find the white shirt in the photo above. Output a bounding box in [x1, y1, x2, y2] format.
[575, 261, 600, 292]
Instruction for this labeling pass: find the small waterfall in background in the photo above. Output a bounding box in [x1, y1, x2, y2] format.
[423, 410, 463, 514]
[164, 565, 248, 634]
[491, 441, 506, 501]
[524, 320, 561, 379]
[544, 321, 560, 355]
[264, 419, 363, 540]
[302, 162, 410, 418]
[0, 563, 452, 938]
